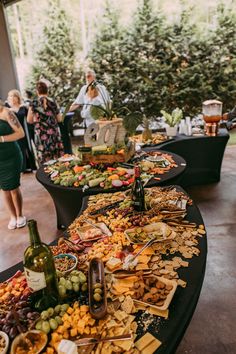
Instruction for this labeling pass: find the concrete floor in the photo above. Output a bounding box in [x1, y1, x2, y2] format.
[0, 146, 236, 353]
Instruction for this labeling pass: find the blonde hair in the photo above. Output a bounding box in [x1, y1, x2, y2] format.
[8, 89, 22, 104]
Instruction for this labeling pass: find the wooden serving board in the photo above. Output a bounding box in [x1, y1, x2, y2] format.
[81, 144, 135, 164]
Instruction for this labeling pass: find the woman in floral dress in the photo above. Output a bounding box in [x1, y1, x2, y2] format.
[27, 81, 64, 165]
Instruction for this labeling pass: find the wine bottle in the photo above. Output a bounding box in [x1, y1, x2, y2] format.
[23, 219, 59, 311]
[132, 165, 146, 212]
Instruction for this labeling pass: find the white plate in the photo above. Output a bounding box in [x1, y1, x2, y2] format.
[57, 156, 74, 162]
[43, 159, 57, 166]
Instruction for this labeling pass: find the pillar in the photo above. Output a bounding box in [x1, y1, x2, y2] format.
[0, 2, 19, 101]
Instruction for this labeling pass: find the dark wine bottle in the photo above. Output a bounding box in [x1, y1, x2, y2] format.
[23, 219, 58, 311]
[132, 165, 146, 211]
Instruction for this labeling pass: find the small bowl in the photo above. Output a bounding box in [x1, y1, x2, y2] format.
[54, 253, 78, 276]
[0, 331, 9, 354]
[10, 330, 47, 354]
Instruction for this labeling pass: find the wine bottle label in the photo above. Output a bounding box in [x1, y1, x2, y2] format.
[24, 267, 46, 291]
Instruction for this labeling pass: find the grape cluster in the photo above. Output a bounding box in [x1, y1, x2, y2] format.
[58, 270, 87, 298]
[129, 214, 149, 227]
[35, 303, 69, 334]
[113, 207, 133, 218]
[0, 300, 39, 339]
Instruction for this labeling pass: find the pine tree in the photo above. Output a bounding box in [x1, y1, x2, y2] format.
[89, 0, 124, 110]
[207, 4, 236, 109]
[27, 0, 81, 106]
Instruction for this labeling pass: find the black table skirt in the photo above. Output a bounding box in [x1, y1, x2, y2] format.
[143, 129, 229, 187]
[0, 186, 207, 354]
[36, 151, 186, 229]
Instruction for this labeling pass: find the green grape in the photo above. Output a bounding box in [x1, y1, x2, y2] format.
[65, 280, 72, 290]
[41, 320, 51, 334]
[35, 320, 42, 330]
[59, 311, 65, 317]
[59, 277, 66, 285]
[55, 316, 63, 325]
[47, 307, 54, 317]
[41, 310, 49, 320]
[49, 318, 58, 330]
[58, 285, 66, 297]
[70, 275, 79, 283]
[71, 270, 79, 275]
[81, 282, 88, 292]
[94, 288, 102, 294]
[61, 303, 69, 312]
[54, 304, 61, 314]
[73, 283, 80, 292]
[78, 272, 87, 283]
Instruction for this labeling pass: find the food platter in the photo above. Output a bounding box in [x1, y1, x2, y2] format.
[132, 276, 177, 311]
[124, 222, 176, 244]
[10, 330, 47, 354]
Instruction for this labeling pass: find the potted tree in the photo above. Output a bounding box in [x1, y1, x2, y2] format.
[161, 108, 183, 136]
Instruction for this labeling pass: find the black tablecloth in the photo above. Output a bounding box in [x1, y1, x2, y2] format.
[143, 129, 229, 187]
[0, 186, 207, 354]
[36, 151, 186, 229]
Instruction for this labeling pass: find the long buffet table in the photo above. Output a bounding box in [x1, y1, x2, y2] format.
[144, 129, 229, 187]
[36, 151, 186, 229]
[0, 186, 207, 354]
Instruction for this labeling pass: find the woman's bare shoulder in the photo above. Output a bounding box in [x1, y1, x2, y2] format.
[0, 107, 10, 120]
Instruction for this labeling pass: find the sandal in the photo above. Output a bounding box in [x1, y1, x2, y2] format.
[17, 216, 27, 228]
[8, 218, 17, 230]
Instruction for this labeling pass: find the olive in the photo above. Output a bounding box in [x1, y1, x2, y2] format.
[93, 293, 102, 302]
[93, 282, 102, 289]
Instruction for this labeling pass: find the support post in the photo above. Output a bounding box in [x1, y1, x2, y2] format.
[0, 2, 19, 100]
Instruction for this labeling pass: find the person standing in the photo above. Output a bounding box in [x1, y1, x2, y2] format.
[0, 101, 26, 229]
[27, 81, 64, 165]
[69, 69, 110, 128]
[6, 89, 36, 172]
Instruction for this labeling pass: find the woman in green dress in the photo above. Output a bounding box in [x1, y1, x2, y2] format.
[0, 100, 26, 229]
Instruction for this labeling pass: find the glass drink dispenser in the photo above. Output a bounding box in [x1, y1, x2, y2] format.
[202, 99, 222, 136]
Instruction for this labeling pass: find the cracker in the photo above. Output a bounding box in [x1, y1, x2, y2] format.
[141, 337, 162, 353]
[135, 332, 156, 351]
[177, 279, 187, 287]
[147, 306, 169, 319]
[121, 295, 134, 314]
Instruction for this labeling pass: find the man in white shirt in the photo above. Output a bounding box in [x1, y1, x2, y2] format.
[69, 69, 110, 127]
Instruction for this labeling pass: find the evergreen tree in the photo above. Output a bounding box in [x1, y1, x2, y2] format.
[207, 4, 236, 110]
[27, 0, 81, 106]
[115, 0, 170, 117]
[89, 0, 124, 110]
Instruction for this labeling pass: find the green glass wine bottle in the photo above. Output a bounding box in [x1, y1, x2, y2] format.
[23, 219, 59, 311]
[131, 165, 146, 212]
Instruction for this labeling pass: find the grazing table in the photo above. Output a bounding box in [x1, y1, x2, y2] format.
[0, 186, 207, 354]
[143, 129, 229, 187]
[36, 151, 186, 229]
